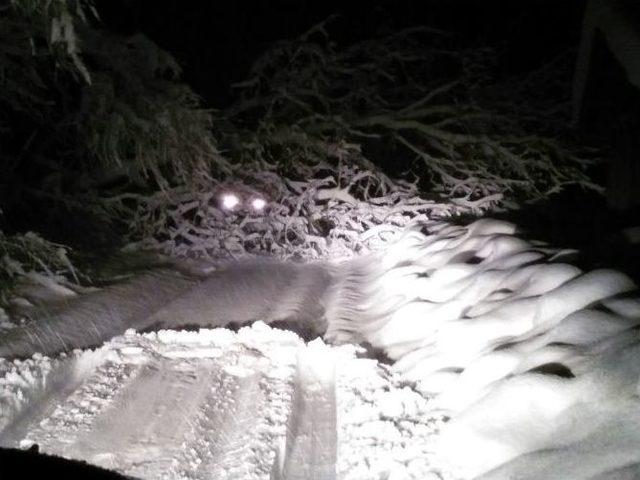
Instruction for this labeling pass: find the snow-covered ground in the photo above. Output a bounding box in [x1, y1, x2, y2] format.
[0, 323, 449, 479]
[2, 218, 640, 479]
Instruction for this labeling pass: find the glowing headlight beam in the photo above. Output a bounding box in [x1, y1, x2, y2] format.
[221, 193, 240, 210]
[251, 198, 266, 211]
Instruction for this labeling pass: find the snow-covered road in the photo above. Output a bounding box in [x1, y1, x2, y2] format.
[2, 218, 640, 479]
[0, 323, 448, 479]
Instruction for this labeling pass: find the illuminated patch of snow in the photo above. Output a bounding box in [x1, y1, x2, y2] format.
[354, 218, 640, 479]
[2, 218, 640, 479]
[0, 323, 452, 479]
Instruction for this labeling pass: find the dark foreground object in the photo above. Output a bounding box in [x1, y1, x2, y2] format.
[0, 446, 131, 479]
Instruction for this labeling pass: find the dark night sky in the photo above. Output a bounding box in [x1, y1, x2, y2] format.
[96, 0, 587, 107]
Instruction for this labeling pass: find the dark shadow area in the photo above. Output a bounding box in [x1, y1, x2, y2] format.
[528, 362, 576, 379]
[95, 0, 586, 108]
[357, 342, 395, 365]
[493, 188, 640, 284]
[0, 446, 133, 479]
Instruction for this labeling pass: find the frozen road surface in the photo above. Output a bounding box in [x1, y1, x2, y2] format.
[0, 323, 447, 479]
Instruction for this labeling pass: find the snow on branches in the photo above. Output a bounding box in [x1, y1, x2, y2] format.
[0, 229, 81, 305]
[115, 161, 450, 261]
[0, 11, 605, 278]
[227, 19, 600, 208]
[110, 20, 602, 262]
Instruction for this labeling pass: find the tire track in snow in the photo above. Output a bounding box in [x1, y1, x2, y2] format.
[15, 332, 278, 479]
[70, 358, 222, 478]
[0, 324, 445, 480]
[0, 326, 304, 479]
[17, 359, 137, 455]
[273, 342, 337, 480]
[182, 365, 267, 479]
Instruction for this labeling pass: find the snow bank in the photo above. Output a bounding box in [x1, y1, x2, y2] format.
[337, 218, 640, 479]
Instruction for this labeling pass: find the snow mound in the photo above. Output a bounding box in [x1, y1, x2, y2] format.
[335, 218, 640, 479]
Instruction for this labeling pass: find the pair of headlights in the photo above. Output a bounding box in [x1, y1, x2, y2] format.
[220, 193, 267, 212]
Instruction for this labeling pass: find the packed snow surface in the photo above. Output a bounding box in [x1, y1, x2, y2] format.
[2, 218, 640, 479]
[0, 323, 449, 479]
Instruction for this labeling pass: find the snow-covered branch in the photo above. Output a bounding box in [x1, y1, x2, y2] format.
[120, 161, 447, 261]
[226, 21, 599, 210]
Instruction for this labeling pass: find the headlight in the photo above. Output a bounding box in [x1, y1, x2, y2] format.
[251, 198, 266, 211]
[221, 193, 240, 210]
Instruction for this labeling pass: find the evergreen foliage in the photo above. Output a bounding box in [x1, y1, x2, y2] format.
[0, 0, 224, 301]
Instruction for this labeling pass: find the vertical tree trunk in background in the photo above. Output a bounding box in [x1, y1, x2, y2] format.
[573, 0, 640, 211]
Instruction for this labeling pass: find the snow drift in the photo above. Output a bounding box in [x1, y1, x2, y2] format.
[329, 219, 640, 480]
[2, 218, 640, 479]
